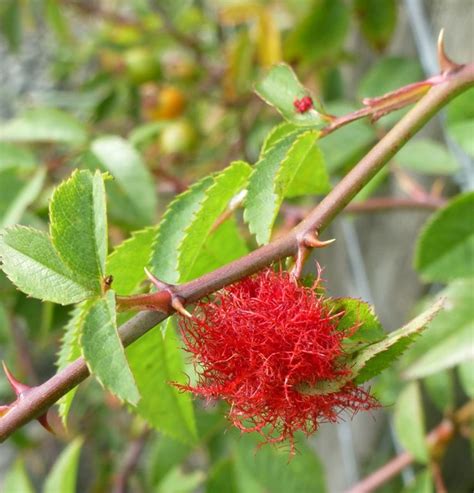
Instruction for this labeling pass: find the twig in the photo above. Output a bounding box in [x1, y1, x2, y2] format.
[281, 195, 445, 225]
[113, 429, 150, 493]
[345, 401, 474, 493]
[0, 62, 472, 442]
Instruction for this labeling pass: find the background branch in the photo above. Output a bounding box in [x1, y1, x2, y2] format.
[0, 62, 472, 442]
[345, 401, 474, 493]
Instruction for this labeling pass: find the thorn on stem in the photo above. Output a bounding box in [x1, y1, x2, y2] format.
[291, 232, 335, 280]
[144, 268, 193, 318]
[171, 296, 192, 318]
[2, 361, 29, 396]
[144, 268, 170, 290]
[437, 29, 463, 74]
[1, 362, 54, 434]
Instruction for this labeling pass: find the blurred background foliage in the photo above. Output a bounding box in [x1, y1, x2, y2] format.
[0, 1, 473, 492]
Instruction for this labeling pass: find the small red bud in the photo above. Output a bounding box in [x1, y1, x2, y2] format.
[293, 96, 314, 114]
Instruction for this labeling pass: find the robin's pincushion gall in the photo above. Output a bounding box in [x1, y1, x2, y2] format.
[176, 268, 376, 449]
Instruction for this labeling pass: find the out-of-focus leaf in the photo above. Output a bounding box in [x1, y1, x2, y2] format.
[224, 28, 255, 100]
[423, 371, 454, 412]
[146, 434, 192, 487]
[255, 64, 325, 128]
[286, 0, 349, 63]
[0, 108, 88, 146]
[318, 101, 375, 172]
[354, 0, 397, 51]
[43, 438, 83, 493]
[446, 87, 474, 156]
[352, 299, 443, 384]
[234, 431, 326, 493]
[129, 121, 165, 147]
[396, 138, 459, 175]
[458, 360, 474, 398]
[89, 136, 157, 229]
[127, 320, 197, 443]
[82, 291, 140, 405]
[179, 161, 251, 281]
[402, 280, 474, 379]
[0, 302, 10, 344]
[0, 226, 95, 305]
[394, 382, 428, 463]
[0, 167, 45, 228]
[414, 192, 474, 282]
[107, 226, 157, 295]
[402, 468, 433, 493]
[0, 0, 22, 51]
[3, 459, 34, 493]
[256, 10, 281, 68]
[156, 467, 205, 493]
[207, 458, 240, 493]
[328, 298, 385, 353]
[44, 0, 72, 43]
[0, 143, 37, 170]
[446, 88, 474, 124]
[50, 170, 107, 293]
[358, 58, 423, 127]
[447, 120, 474, 157]
[149, 176, 213, 284]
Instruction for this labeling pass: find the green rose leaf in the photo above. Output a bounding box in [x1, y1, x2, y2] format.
[50, 169, 107, 293]
[244, 131, 329, 245]
[127, 319, 197, 443]
[149, 175, 213, 284]
[0, 226, 95, 305]
[255, 64, 325, 128]
[178, 161, 251, 281]
[81, 290, 140, 405]
[352, 298, 444, 384]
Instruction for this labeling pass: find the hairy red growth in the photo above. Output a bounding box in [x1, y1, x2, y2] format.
[176, 268, 376, 450]
[293, 95, 314, 113]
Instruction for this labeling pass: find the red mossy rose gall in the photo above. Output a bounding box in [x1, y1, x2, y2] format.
[176, 267, 377, 450]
